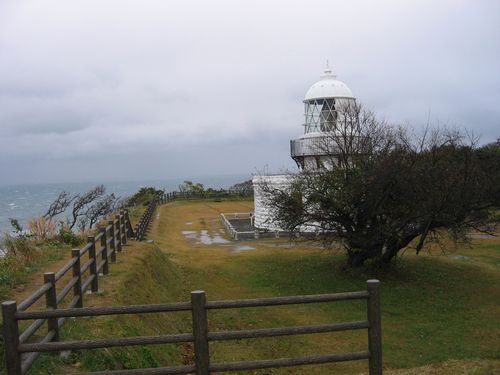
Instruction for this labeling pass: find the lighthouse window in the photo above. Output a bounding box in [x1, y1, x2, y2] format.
[320, 98, 337, 132]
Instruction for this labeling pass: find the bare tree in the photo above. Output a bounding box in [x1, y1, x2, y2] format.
[68, 185, 106, 230]
[43, 185, 123, 233]
[81, 193, 117, 230]
[44, 191, 75, 220]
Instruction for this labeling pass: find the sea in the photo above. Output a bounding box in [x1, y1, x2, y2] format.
[0, 174, 250, 236]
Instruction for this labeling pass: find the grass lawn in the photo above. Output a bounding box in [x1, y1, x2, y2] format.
[17, 199, 500, 374]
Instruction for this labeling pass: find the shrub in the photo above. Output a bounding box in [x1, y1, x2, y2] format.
[57, 227, 84, 247]
[1, 233, 39, 263]
[127, 187, 163, 207]
[27, 217, 56, 241]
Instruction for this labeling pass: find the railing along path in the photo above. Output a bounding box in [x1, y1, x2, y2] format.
[3, 280, 382, 375]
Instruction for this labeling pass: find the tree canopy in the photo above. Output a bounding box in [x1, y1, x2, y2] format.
[263, 104, 500, 266]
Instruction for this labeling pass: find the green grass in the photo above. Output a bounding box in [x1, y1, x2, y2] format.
[228, 253, 500, 368]
[0, 243, 65, 301]
[0, 241, 67, 373]
[27, 246, 193, 374]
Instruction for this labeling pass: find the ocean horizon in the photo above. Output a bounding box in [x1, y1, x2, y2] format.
[0, 174, 251, 235]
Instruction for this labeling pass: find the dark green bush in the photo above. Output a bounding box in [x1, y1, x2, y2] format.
[57, 228, 84, 247]
[127, 187, 164, 207]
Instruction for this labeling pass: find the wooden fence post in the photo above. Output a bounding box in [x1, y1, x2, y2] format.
[124, 209, 133, 238]
[44, 272, 59, 342]
[72, 249, 83, 308]
[88, 236, 99, 293]
[2, 301, 22, 375]
[115, 216, 122, 252]
[99, 227, 109, 275]
[191, 291, 210, 375]
[367, 279, 382, 375]
[120, 211, 127, 245]
[135, 222, 140, 241]
[108, 220, 116, 262]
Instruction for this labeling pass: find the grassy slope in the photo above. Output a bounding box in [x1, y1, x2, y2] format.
[22, 200, 500, 374]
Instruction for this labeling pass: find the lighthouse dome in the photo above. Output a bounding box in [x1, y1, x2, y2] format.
[304, 66, 354, 101]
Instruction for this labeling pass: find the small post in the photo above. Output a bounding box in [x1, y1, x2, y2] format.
[191, 291, 210, 375]
[99, 227, 109, 275]
[119, 211, 126, 245]
[88, 236, 99, 293]
[2, 301, 22, 375]
[135, 223, 140, 241]
[72, 249, 83, 307]
[367, 279, 382, 375]
[44, 272, 59, 341]
[115, 216, 122, 252]
[108, 220, 116, 262]
[124, 209, 134, 238]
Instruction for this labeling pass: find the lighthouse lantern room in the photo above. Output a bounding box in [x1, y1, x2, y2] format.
[291, 63, 356, 170]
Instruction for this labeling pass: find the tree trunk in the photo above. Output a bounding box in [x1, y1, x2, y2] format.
[347, 246, 382, 267]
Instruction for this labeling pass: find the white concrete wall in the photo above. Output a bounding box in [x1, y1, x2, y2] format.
[252, 175, 292, 231]
[253, 174, 322, 233]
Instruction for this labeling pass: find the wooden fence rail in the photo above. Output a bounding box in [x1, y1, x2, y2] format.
[1, 208, 137, 375]
[133, 193, 168, 241]
[3, 280, 382, 375]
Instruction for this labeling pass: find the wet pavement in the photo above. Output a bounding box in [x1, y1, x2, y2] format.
[181, 229, 255, 252]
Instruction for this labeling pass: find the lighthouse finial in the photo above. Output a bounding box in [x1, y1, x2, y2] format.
[322, 59, 335, 79]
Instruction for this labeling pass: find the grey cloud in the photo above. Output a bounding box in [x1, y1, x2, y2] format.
[0, 0, 499, 184]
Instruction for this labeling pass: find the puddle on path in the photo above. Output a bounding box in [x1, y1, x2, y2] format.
[181, 229, 258, 252]
[200, 230, 230, 245]
[232, 245, 256, 253]
[181, 230, 197, 240]
[467, 233, 497, 239]
[185, 222, 193, 225]
[181, 230, 230, 245]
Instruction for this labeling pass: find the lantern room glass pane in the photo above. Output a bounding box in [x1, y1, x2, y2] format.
[304, 99, 337, 134]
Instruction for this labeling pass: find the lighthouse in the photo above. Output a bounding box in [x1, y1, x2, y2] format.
[291, 63, 356, 170]
[252, 64, 357, 231]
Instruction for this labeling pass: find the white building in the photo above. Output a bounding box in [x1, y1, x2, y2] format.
[253, 64, 356, 231]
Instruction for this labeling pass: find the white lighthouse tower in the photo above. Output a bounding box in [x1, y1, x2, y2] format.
[252, 64, 356, 231]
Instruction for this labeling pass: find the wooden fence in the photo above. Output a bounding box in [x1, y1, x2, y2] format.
[135, 197, 158, 241]
[2, 280, 382, 375]
[0, 195, 171, 375]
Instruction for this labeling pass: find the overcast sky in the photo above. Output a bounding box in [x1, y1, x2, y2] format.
[1, 0, 499, 185]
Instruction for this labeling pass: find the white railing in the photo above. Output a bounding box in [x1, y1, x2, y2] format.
[220, 213, 255, 240]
